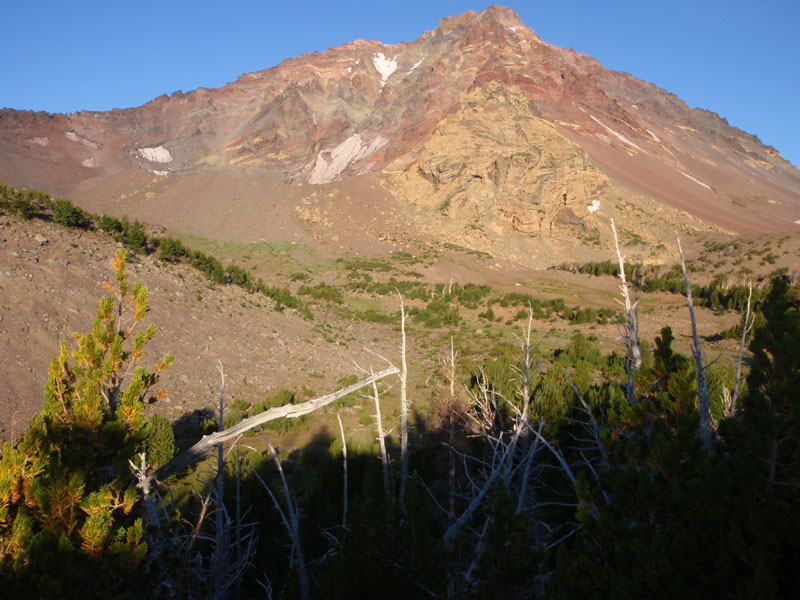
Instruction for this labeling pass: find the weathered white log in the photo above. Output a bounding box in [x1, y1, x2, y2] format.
[143, 366, 400, 487]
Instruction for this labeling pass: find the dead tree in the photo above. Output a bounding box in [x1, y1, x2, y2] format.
[732, 281, 755, 414]
[398, 293, 410, 509]
[337, 412, 348, 529]
[136, 366, 399, 491]
[611, 219, 642, 405]
[372, 378, 391, 496]
[251, 434, 310, 600]
[675, 232, 711, 447]
[213, 363, 227, 598]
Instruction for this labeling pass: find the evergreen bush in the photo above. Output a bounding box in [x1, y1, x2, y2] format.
[0, 250, 173, 596]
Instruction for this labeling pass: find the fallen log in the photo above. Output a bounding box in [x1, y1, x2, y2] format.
[142, 366, 400, 488]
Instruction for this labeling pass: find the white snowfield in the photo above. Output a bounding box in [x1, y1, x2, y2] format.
[150, 170, 169, 176]
[29, 137, 49, 147]
[81, 158, 96, 168]
[646, 129, 661, 142]
[678, 169, 712, 190]
[65, 131, 99, 149]
[138, 146, 173, 163]
[586, 199, 601, 214]
[408, 58, 423, 75]
[372, 53, 397, 86]
[794, 219, 800, 225]
[589, 115, 644, 152]
[308, 134, 388, 184]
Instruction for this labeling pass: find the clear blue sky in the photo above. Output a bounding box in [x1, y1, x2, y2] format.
[2, 1, 798, 166]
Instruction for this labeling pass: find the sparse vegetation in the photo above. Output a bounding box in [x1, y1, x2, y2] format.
[3, 181, 799, 598]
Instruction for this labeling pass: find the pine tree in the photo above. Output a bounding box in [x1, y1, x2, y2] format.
[0, 249, 174, 597]
[548, 281, 800, 599]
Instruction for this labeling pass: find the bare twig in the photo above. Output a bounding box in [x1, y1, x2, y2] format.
[505, 312, 535, 480]
[463, 516, 492, 589]
[129, 452, 159, 526]
[516, 419, 544, 515]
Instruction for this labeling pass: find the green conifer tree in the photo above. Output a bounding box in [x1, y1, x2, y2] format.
[0, 249, 174, 597]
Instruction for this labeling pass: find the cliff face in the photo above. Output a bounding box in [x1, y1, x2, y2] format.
[1, 5, 799, 238]
[385, 83, 610, 238]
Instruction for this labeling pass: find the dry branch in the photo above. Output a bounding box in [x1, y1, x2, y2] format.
[141, 366, 399, 488]
[252, 435, 310, 600]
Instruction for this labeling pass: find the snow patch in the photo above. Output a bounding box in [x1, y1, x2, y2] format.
[594, 133, 612, 145]
[586, 200, 601, 214]
[81, 158, 95, 168]
[308, 134, 388, 184]
[65, 131, 99, 149]
[372, 53, 397, 86]
[677, 169, 712, 190]
[589, 115, 644, 152]
[631, 104, 639, 110]
[138, 146, 173, 163]
[646, 129, 660, 142]
[28, 137, 49, 147]
[150, 170, 169, 176]
[794, 219, 800, 225]
[408, 59, 423, 75]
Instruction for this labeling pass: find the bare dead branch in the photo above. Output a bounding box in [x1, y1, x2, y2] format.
[516, 419, 544, 515]
[256, 434, 310, 600]
[141, 366, 399, 489]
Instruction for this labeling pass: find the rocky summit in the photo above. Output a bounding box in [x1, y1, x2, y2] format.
[1, 5, 799, 260]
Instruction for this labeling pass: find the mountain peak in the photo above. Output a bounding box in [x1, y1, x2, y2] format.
[435, 5, 529, 37]
[0, 5, 798, 236]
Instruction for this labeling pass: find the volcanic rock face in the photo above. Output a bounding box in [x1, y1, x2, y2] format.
[386, 83, 609, 237]
[1, 5, 799, 238]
